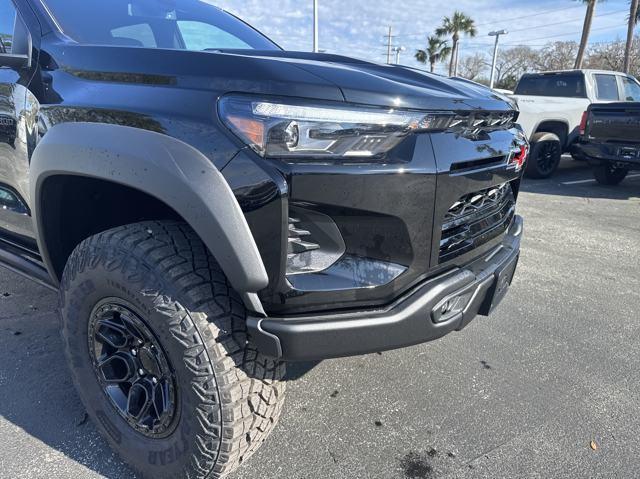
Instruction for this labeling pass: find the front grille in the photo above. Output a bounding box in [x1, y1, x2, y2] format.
[448, 110, 518, 133]
[439, 183, 515, 262]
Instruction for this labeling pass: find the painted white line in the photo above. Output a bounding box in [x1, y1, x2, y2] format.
[562, 173, 640, 186]
[562, 178, 597, 185]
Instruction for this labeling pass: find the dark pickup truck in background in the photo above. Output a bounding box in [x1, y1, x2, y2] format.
[576, 103, 640, 185]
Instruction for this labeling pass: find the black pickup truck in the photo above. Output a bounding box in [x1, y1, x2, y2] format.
[576, 102, 640, 185]
[0, 0, 527, 477]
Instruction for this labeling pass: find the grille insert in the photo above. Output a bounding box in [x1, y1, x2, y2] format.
[440, 183, 515, 262]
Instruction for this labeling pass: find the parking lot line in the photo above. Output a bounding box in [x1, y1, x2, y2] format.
[562, 174, 640, 185]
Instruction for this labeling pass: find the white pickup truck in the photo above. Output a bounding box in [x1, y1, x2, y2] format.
[511, 69, 640, 178]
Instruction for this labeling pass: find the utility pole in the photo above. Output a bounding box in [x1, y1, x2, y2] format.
[624, 0, 639, 72]
[386, 26, 393, 64]
[488, 30, 507, 89]
[313, 0, 319, 53]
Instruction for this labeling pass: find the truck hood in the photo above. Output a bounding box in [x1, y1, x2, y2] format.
[51, 45, 514, 113]
[224, 50, 515, 111]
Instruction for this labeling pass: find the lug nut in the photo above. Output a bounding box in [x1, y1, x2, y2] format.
[138, 369, 145, 376]
[131, 349, 137, 356]
[152, 377, 158, 384]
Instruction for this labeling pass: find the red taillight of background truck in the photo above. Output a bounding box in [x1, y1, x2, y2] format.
[579, 111, 588, 136]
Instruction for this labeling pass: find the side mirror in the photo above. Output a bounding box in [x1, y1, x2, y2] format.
[0, 13, 32, 69]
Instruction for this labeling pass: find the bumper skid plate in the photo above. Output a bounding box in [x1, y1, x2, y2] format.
[249, 216, 523, 361]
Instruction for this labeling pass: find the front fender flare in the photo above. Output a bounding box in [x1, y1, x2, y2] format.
[30, 122, 269, 310]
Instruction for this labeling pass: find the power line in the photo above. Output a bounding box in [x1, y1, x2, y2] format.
[393, 6, 626, 39]
[454, 22, 628, 50]
[474, 4, 584, 27]
[501, 22, 628, 45]
[502, 9, 628, 35]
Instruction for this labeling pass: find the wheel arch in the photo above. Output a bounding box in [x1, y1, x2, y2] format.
[533, 120, 570, 150]
[30, 122, 269, 313]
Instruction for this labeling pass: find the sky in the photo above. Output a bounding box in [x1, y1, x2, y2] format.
[212, 0, 635, 74]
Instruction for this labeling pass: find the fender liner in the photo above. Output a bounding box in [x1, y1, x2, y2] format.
[30, 122, 269, 313]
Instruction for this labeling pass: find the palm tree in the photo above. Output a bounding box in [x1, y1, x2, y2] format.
[415, 36, 452, 73]
[574, 0, 602, 69]
[624, 0, 639, 73]
[436, 11, 477, 77]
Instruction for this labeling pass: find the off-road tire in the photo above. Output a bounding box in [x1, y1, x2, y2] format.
[60, 221, 286, 479]
[593, 164, 629, 186]
[525, 132, 563, 179]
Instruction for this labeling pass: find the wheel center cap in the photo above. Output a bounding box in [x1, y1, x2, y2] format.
[138, 347, 161, 377]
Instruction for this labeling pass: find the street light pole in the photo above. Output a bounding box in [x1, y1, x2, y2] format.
[489, 30, 507, 89]
[313, 0, 319, 53]
[392, 46, 406, 65]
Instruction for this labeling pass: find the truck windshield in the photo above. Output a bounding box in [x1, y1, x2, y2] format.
[514, 73, 587, 98]
[41, 0, 280, 51]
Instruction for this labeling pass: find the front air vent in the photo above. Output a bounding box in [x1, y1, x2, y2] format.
[288, 219, 320, 255]
[286, 207, 346, 276]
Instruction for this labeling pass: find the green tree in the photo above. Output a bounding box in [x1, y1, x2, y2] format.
[435, 11, 477, 77]
[415, 36, 452, 73]
[624, 0, 639, 72]
[575, 0, 603, 69]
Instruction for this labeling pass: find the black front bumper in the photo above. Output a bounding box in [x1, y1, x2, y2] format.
[248, 215, 523, 361]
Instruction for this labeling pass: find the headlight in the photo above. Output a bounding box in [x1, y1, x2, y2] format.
[218, 95, 454, 160]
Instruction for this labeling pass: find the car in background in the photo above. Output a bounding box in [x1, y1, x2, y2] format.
[575, 102, 640, 185]
[511, 69, 640, 179]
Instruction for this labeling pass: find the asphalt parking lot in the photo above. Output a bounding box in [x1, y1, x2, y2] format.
[1, 158, 639, 479]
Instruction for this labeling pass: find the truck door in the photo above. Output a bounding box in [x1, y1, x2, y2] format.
[0, 0, 37, 249]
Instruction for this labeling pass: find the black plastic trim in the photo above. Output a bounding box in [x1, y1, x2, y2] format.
[249, 215, 523, 361]
[0, 240, 57, 291]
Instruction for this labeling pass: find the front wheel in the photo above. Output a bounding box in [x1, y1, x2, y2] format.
[593, 164, 629, 185]
[60, 221, 286, 479]
[525, 132, 562, 179]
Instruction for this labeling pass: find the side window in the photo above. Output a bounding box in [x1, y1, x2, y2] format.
[0, 186, 28, 214]
[0, 0, 16, 54]
[177, 21, 251, 51]
[622, 77, 640, 101]
[594, 74, 620, 101]
[110, 24, 157, 48]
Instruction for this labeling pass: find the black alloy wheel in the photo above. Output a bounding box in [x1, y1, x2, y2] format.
[536, 141, 561, 176]
[61, 221, 286, 479]
[88, 299, 178, 438]
[525, 134, 563, 179]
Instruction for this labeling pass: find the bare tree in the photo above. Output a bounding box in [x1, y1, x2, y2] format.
[587, 36, 640, 77]
[458, 53, 488, 80]
[534, 42, 579, 71]
[488, 46, 537, 90]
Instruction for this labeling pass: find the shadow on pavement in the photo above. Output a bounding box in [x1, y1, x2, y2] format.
[0, 280, 135, 478]
[0, 273, 317, 478]
[520, 158, 640, 201]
